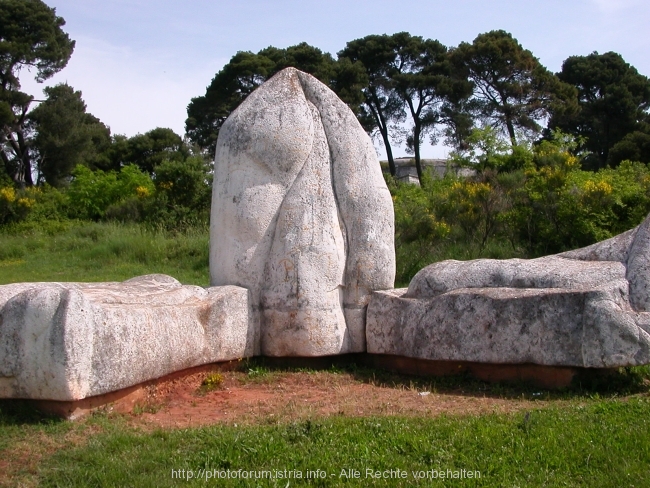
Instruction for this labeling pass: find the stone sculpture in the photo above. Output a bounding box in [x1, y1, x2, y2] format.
[210, 67, 396, 356]
[367, 215, 650, 368]
[3, 66, 650, 409]
[0, 275, 253, 401]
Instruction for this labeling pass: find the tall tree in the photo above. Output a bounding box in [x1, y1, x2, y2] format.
[259, 42, 336, 82]
[452, 30, 575, 147]
[0, 0, 75, 186]
[185, 51, 273, 155]
[96, 129, 188, 176]
[28, 83, 110, 186]
[338, 34, 406, 176]
[390, 33, 473, 183]
[550, 51, 650, 168]
[186, 43, 337, 156]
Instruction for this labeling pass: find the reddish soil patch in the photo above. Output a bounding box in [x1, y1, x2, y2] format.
[131, 368, 547, 429]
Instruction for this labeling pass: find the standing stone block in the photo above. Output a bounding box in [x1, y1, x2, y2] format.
[210, 67, 395, 356]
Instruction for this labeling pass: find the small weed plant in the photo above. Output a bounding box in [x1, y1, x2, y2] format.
[199, 372, 224, 393]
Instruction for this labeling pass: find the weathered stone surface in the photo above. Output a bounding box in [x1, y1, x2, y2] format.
[558, 227, 637, 263]
[368, 283, 650, 368]
[624, 214, 650, 312]
[0, 275, 253, 401]
[210, 67, 395, 356]
[406, 256, 627, 298]
[368, 215, 650, 368]
[297, 72, 396, 352]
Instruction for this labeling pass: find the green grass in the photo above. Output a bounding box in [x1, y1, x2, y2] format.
[0, 218, 522, 288]
[0, 220, 209, 286]
[1, 398, 649, 487]
[3, 360, 649, 487]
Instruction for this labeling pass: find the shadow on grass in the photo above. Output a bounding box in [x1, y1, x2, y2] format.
[0, 399, 63, 426]
[570, 365, 650, 395]
[237, 356, 650, 401]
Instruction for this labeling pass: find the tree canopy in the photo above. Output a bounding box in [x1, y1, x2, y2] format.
[2, 8, 648, 194]
[338, 33, 472, 180]
[550, 51, 650, 168]
[452, 30, 576, 147]
[338, 34, 406, 176]
[121, 127, 187, 175]
[391, 33, 472, 182]
[28, 83, 110, 186]
[0, 0, 75, 186]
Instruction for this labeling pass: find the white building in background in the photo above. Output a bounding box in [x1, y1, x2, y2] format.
[382, 157, 476, 185]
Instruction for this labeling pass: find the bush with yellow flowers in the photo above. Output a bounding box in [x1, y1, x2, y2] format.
[389, 128, 650, 284]
[67, 164, 155, 220]
[508, 146, 650, 255]
[0, 186, 40, 225]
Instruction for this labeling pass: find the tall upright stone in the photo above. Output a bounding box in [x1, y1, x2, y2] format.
[210, 68, 395, 356]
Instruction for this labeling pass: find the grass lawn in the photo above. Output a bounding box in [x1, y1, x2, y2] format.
[1, 378, 649, 487]
[0, 220, 209, 286]
[1, 221, 650, 487]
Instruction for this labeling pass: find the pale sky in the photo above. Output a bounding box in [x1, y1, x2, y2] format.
[20, 0, 650, 159]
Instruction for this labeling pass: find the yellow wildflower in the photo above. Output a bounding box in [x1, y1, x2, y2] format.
[0, 187, 16, 203]
[583, 180, 612, 195]
[17, 197, 35, 208]
[135, 185, 151, 198]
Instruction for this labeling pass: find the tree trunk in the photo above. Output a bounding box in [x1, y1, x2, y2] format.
[1, 100, 34, 187]
[405, 96, 424, 186]
[15, 128, 33, 187]
[383, 131, 396, 177]
[368, 93, 396, 176]
[506, 118, 517, 147]
[413, 122, 424, 186]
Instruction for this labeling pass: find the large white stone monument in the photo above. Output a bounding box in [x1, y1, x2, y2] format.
[209, 67, 396, 356]
[3, 67, 650, 406]
[0, 275, 253, 401]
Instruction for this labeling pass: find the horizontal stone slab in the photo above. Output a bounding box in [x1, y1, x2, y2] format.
[366, 284, 650, 369]
[0, 275, 256, 401]
[406, 256, 627, 298]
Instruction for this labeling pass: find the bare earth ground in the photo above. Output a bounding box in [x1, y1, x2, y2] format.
[131, 368, 551, 429]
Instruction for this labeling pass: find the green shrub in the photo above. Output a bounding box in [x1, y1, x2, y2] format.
[67, 165, 154, 220]
[0, 185, 69, 226]
[390, 130, 650, 283]
[0, 186, 28, 225]
[147, 156, 212, 230]
[104, 197, 148, 223]
[509, 153, 650, 255]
